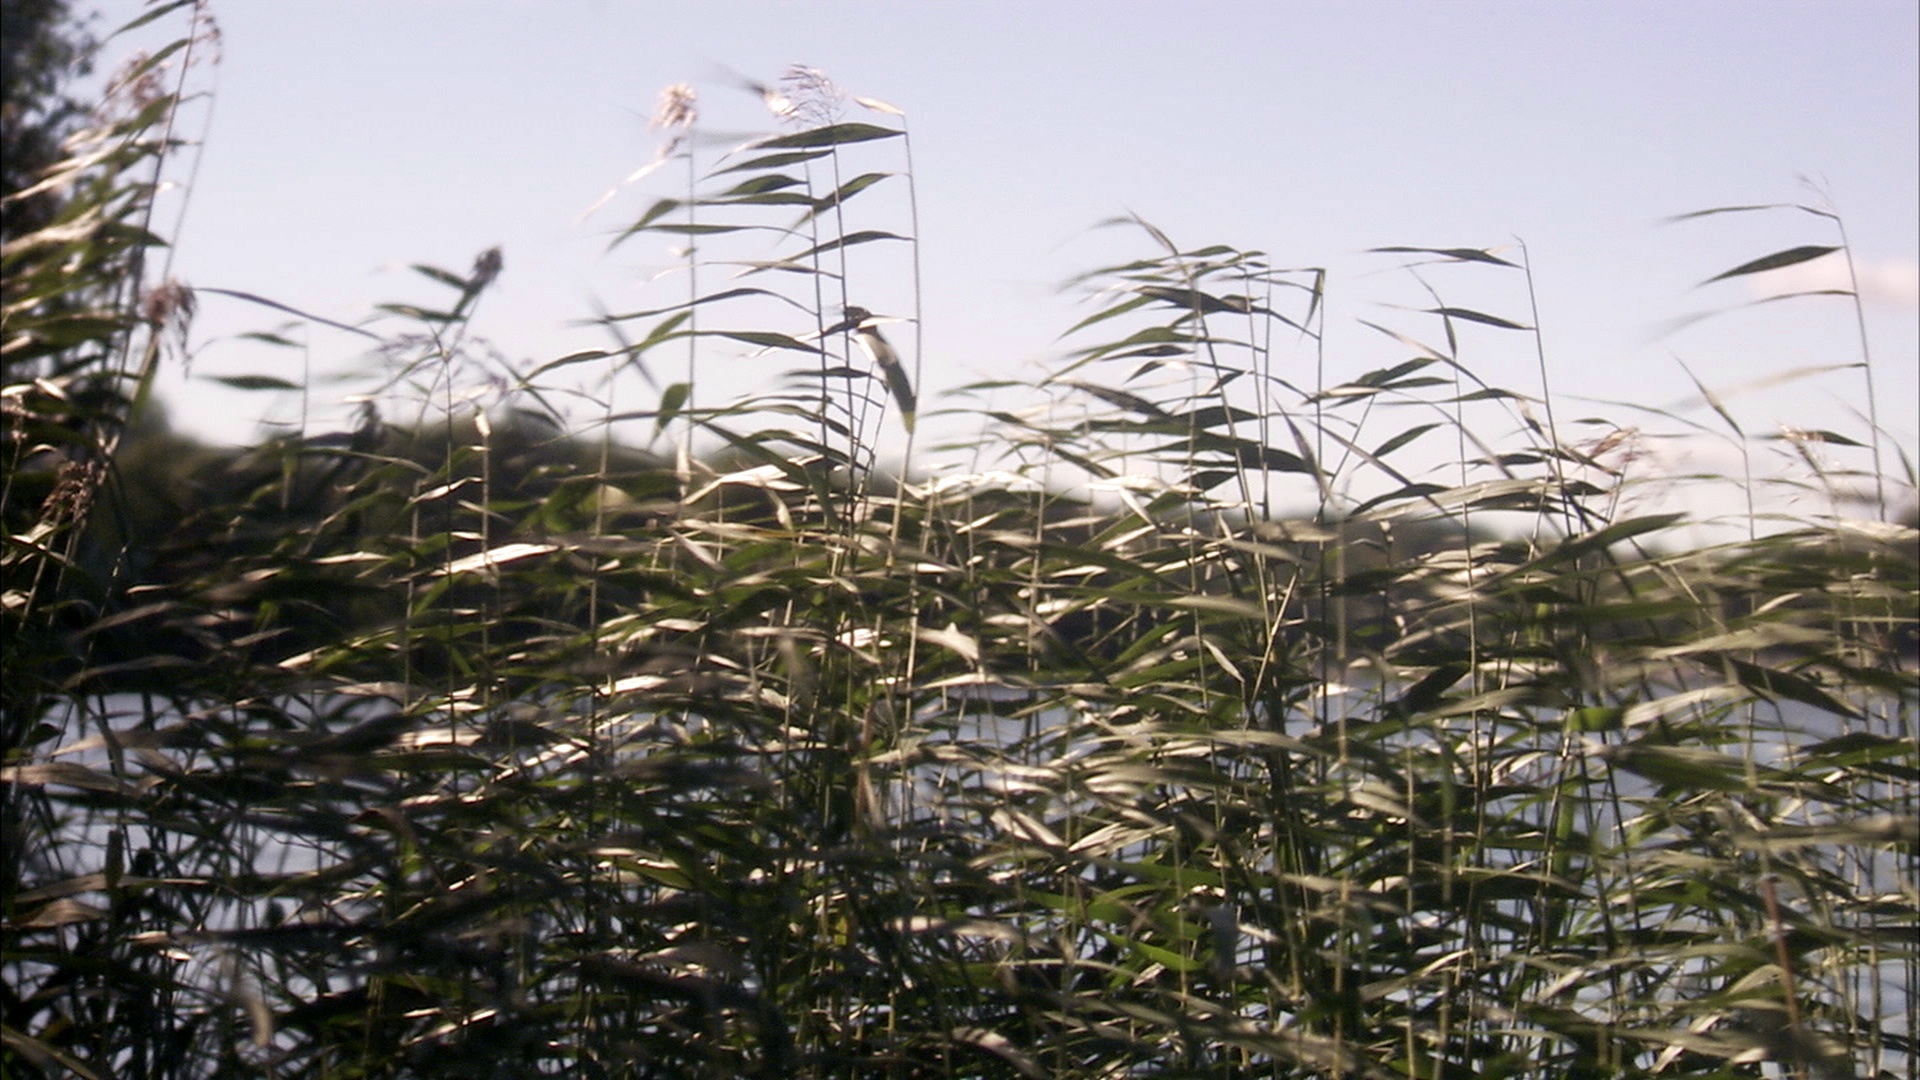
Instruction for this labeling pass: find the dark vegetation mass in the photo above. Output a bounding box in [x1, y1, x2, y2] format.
[4, 4, 1917, 1078]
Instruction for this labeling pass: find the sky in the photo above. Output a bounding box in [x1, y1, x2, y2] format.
[82, 0, 1920, 518]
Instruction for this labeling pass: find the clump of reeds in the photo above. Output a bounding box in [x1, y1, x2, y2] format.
[3, 18, 1913, 1077]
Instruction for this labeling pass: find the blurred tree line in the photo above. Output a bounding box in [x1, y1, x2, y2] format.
[2, 0, 96, 241]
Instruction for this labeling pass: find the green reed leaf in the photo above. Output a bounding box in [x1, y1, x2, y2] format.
[655, 382, 690, 435]
[410, 263, 469, 291]
[788, 228, 911, 260]
[717, 174, 807, 198]
[809, 171, 892, 214]
[1370, 422, 1444, 459]
[1427, 306, 1532, 330]
[1767, 427, 1867, 447]
[1699, 244, 1841, 286]
[1371, 245, 1520, 268]
[710, 148, 835, 175]
[205, 374, 302, 391]
[1724, 657, 1863, 720]
[752, 122, 903, 150]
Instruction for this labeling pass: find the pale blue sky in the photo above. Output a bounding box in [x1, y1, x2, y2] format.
[92, 0, 1918, 514]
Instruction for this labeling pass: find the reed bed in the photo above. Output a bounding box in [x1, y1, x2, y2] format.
[3, 15, 1915, 1079]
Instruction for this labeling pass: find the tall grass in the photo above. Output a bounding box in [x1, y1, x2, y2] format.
[3, 20, 1915, 1079]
